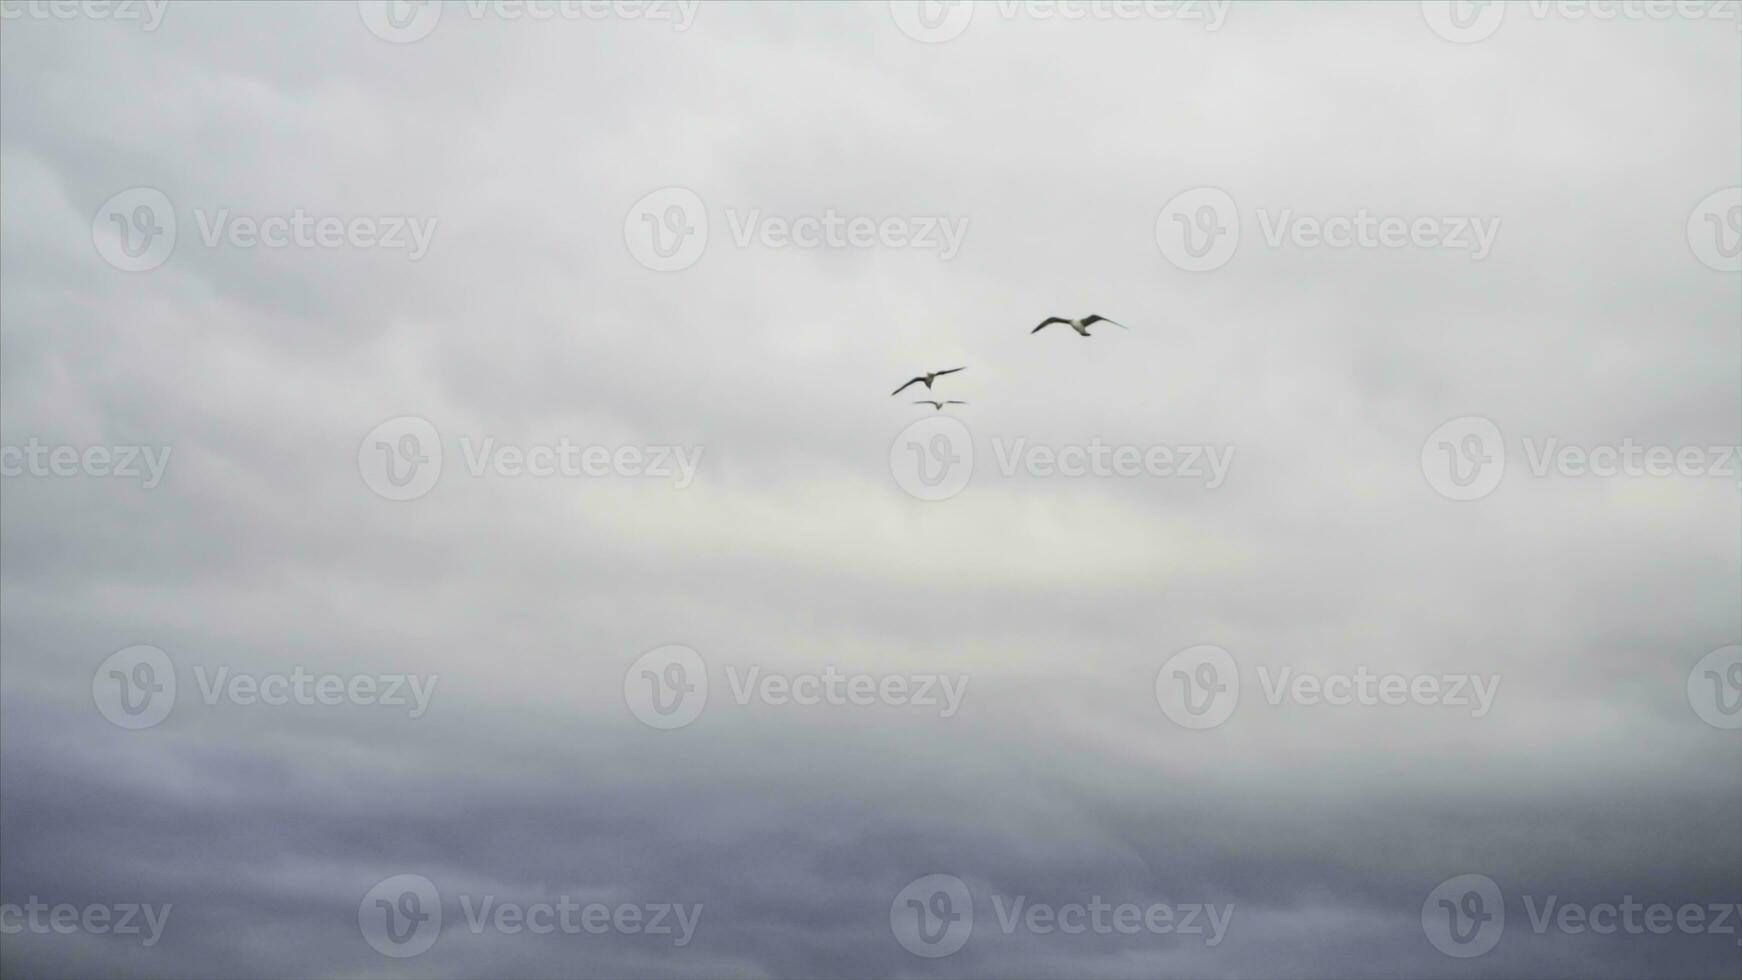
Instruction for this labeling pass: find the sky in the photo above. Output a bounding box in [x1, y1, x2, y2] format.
[1, 1, 1739, 977]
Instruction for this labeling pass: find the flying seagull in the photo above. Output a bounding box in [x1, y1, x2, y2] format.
[913, 400, 968, 411]
[890, 367, 966, 396]
[1031, 314, 1129, 337]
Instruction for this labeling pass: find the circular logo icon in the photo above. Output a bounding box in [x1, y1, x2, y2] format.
[1155, 187, 1239, 272]
[1155, 644, 1239, 730]
[890, 416, 973, 501]
[93, 187, 175, 272]
[1420, 1, 1506, 43]
[624, 644, 708, 730]
[891, 874, 973, 958]
[92, 645, 176, 730]
[1687, 187, 1741, 273]
[624, 186, 708, 272]
[358, 0, 443, 43]
[1688, 645, 1742, 731]
[1421, 415, 1505, 501]
[359, 416, 442, 501]
[1422, 873, 1504, 958]
[359, 874, 442, 958]
[888, 0, 975, 43]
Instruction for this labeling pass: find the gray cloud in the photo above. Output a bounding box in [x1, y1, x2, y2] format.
[1, 2, 1738, 977]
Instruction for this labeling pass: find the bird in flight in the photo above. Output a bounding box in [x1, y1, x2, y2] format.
[1031, 314, 1130, 337]
[890, 367, 966, 396]
[913, 400, 968, 411]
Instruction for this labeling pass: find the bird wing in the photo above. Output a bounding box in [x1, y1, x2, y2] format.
[891, 377, 923, 396]
[1031, 317, 1069, 334]
[935, 366, 966, 376]
[944, 400, 968, 405]
[1083, 315, 1130, 330]
[913, 400, 942, 408]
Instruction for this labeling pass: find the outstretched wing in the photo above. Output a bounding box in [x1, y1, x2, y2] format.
[1031, 317, 1069, 334]
[891, 377, 923, 396]
[1083, 315, 1130, 330]
[913, 400, 943, 408]
[935, 366, 966, 377]
[943, 400, 968, 405]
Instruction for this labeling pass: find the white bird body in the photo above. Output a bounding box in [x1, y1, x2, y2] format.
[1031, 314, 1130, 337]
[891, 367, 965, 396]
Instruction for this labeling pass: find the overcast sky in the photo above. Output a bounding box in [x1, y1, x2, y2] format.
[1, 2, 1739, 977]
